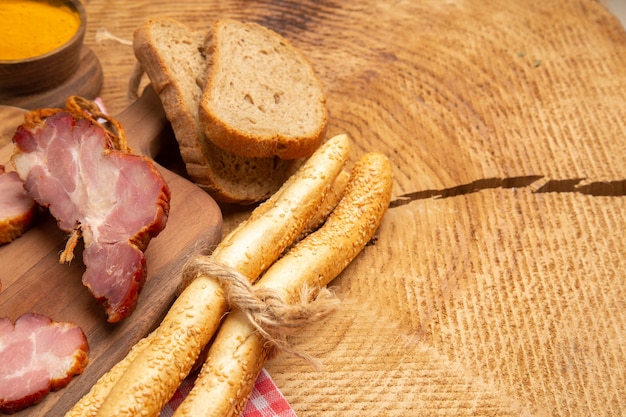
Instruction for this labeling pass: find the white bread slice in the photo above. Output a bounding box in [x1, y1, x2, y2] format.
[133, 18, 300, 204]
[199, 18, 328, 159]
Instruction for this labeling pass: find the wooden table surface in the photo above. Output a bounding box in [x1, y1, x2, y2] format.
[7, 0, 626, 415]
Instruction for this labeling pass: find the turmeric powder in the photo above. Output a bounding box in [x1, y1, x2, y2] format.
[0, 0, 81, 61]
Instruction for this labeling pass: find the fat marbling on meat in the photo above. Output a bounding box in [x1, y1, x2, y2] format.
[11, 111, 171, 323]
[0, 165, 37, 247]
[0, 313, 89, 414]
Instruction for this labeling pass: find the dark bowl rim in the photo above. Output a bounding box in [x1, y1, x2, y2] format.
[0, 0, 87, 65]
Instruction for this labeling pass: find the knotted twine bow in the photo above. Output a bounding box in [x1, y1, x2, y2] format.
[180, 255, 341, 370]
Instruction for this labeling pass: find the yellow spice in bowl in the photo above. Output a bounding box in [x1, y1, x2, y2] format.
[0, 0, 81, 61]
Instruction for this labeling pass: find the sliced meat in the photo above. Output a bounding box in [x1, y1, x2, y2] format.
[11, 111, 171, 322]
[0, 313, 89, 414]
[0, 165, 37, 246]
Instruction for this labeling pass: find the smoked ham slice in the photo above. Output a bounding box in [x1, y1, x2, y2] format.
[0, 313, 89, 414]
[0, 165, 37, 247]
[11, 111, 171, 322]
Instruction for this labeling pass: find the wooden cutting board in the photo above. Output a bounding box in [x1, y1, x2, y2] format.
[2, 0, 626, 416]
[0, 87, 223, 416]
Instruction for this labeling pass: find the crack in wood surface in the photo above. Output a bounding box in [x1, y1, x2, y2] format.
[391, 176, 626, 208]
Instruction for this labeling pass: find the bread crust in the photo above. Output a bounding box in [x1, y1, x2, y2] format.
[173, 151, 393, 417]
[133, 18, 301, 204]
[69, 134, 350, 417]
[199, 19, 328, 159]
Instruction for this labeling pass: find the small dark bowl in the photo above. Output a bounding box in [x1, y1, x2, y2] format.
[0, 0, 87, 95]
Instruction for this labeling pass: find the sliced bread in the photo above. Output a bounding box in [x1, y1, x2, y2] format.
[133, 17, 300, 204]
[199, 18, 328, 159]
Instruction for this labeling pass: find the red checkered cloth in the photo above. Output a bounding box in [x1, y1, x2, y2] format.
[160, 369, 297, 417]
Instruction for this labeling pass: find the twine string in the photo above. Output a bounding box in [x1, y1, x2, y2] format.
[181, 255, 340, 370]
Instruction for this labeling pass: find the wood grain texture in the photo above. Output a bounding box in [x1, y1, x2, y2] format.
[2, 0, 626, 416]
[0, 90, 223, 416]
